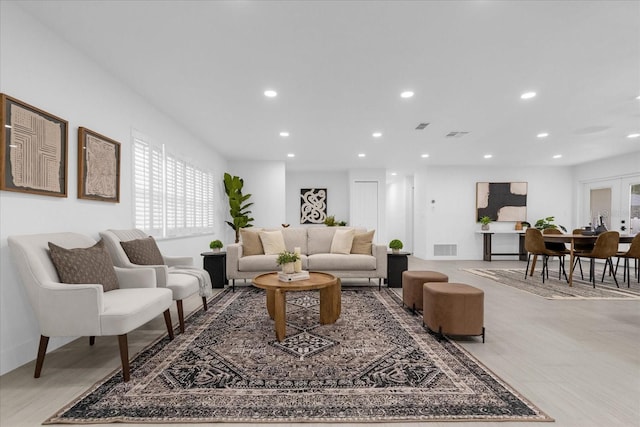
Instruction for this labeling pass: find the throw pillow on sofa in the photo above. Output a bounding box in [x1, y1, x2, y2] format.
[259, 230, 287, 255]
[351, 230, 375, 255]
[240, 228, 264, 256]
[330, 228, 355, 254]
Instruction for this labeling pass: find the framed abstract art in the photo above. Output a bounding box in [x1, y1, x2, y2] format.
[476, 182, 527, 221]
[300, 188, 327, 224]
[78, 127, 121, 202]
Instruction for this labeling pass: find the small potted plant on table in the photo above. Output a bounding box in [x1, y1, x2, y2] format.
[276, 251, 300, 274]
[479, 216, 492, 231]
[389, 239, 404, 254]
[209, 239, 223, 253]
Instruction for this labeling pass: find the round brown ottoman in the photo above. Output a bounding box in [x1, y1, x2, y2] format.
[423, 282, 485, 342]
[402, 270, 448, 313]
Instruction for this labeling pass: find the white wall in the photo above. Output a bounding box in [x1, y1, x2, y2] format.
[0, 3, 228, 375]
[285, 170, 349, 227]
[227, 161, 286, 236]
[348, 169, 387, 244]
[386, 175, 413, 252]
[414, 166, 574, 260]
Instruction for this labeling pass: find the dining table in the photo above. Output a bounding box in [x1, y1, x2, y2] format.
[535, 234, 635, 286]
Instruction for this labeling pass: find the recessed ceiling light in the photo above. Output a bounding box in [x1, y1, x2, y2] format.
[287, 153, 295, 158]
[264, 90, 277, 98]
[537, 132, 549, 138]
[627, 133, 640, 138]
[520, 91, 536, 99]
[553, 154, 562, 159]
[484, 154, 493, 159]
[279, 131, 289, 137]
[358, 153, 366, 158]
[372, 132, 382, 138]
[391, 172, 397, 176]
[400, 91, 414, 98]
[636, 95, 640, 100]
[421, 153, 429, 158]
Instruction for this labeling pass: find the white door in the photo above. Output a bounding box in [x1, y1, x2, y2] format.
[620, 177, 640, 234]
[350, 181, 378, 233]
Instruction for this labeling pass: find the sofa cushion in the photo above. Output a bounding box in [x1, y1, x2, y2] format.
[119, 236, 165, 266]
[330, 228, 355, 254]
[281, 228, 308, 254]
[307, 227, 338, 254]
[351, 230, 375, 255]
[238, 254, 280, 271]
[48, 239, 120, 292]
[259, 230, 287, 255]
[240, 228, 264, 256]
[307, 253, 376, 271]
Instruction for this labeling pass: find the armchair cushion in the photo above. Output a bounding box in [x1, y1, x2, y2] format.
[48, 240, 119, 292]
[120, 236, 164, 265]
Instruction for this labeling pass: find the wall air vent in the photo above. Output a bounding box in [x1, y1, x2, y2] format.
[434, 244, 457, 256]
[445, 131, 470, 138]
[415, 123, 430, 130]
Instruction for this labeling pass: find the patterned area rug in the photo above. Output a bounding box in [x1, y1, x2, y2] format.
[465, 267, 640, 300]
[45, 287, 552, 424]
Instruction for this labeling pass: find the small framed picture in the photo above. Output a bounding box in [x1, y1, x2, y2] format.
[78, 127, 121, 202]
[1, 94, 68, 197]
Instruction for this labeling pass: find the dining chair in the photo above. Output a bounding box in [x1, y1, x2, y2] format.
[570, 228, 594, 280]
[614, 234, 640, 286]
[542, 228, 570, 279]
[577, 231, 620, 288]
[8, 232, 175, 381]
[524, 228, 568, 283]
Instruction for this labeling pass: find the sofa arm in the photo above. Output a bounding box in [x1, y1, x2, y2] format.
[373, 244, 388, 278]
[114, 266, 157, 289]
[226, 243, 242, 279]
[164, 256, 193, 267]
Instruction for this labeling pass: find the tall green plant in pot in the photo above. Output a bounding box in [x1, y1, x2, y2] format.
[223, 173, 254, 243]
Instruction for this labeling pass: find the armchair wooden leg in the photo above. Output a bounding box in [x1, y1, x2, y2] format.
[202, 296, 208, 311]
[34, 335, 49, 378]
[163, 309, 174, 340]
[117, 334, 130, 382]
[89, 336, 95, 346]
[177, 300, 185, 334]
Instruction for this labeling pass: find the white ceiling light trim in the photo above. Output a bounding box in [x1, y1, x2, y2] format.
[400, 91, 414, 98]
[484, 154, 493, 159]
[553, 154, 562, 159]
[358, 153, 366, 158]
[264, 90, 277, 98]
[537, 132, 549, 138]
[279, 131, 289, 137]
[520, 91, 537, 99]
[421, 153, 429, 158]
[372, 132, 382, 138]
[626, 133, 640, 138]
[287, 153, 295, 158]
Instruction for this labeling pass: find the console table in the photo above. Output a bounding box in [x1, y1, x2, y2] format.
[477, 231, 527, 261]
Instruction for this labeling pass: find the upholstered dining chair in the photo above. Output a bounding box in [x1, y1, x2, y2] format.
[8, 232, 174, 382]
[577, 231, 620, 288]
[100, 229, 212, 334]
[615, 233, 640, 286]
[570, 228, 594, 280]
[542, 228, 570, 279]
[524, 228, 568, 283]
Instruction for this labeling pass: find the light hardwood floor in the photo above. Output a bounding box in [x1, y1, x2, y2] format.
[1, 259, 639, 427]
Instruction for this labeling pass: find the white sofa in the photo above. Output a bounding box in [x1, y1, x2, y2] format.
[226, 227, 387, 289]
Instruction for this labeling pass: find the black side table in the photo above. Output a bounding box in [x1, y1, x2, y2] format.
[386, 251, 411, 288]
[201, 251, 227, 289]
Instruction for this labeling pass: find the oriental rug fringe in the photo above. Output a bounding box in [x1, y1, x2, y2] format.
[45, 287, 553, 424]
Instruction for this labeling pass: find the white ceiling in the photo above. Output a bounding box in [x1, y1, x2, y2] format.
[13, 0, 640, 173]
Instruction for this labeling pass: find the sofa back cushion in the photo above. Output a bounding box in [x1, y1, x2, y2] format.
[308, 227, 351, 254]
[330, 228, 356, 254]
[240, 228, 264, 256]
[351, 230, 375, 255]
[259, 230, 287, 255]
[282, 228, 308, 254]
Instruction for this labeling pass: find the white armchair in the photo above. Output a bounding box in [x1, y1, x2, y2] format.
[99, 229, 210, 334]
[8, 232, 174, 382]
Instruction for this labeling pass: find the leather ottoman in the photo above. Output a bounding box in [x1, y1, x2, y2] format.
[423, 282, 485, 342]
[402, 270, 448, 312]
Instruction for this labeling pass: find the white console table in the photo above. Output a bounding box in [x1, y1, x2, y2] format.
[476, 230, 527, 261]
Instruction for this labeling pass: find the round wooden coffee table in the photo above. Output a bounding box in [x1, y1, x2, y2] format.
[252, 272, 341, 341]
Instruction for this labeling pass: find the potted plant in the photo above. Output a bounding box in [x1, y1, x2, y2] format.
[276, 251, 300, 274]
[389, 239, 403, 254]
[223, 173, 254, 243]
[323, 215, 347, 227]
[479, 216, 492, 230]
[534, 216, 567, 232]
[209, 239, 223, 253]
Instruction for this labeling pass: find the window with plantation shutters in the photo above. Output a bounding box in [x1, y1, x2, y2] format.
[133, 132, 216, 238]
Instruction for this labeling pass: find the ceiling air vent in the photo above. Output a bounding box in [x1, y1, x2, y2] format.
[415, 123, 430, 130]
[446, 131, 469, 138]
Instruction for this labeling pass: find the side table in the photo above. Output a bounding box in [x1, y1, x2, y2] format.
[200, 251, 227, 289]
[386, 251, 411, 288]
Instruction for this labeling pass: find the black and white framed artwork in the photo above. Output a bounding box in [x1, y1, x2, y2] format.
[300, 188, 327, 224]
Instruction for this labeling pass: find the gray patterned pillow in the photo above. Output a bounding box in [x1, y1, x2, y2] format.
[48, 240, 120, 292]
[120, 236, 165, 265]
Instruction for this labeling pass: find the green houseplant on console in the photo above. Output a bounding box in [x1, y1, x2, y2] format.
[276, 251, 300, 274]
[209, 240, 223, 253]
[389, 239, 404, 254]
[479, 216, 492, 231]
[534, 216, 567, 232]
